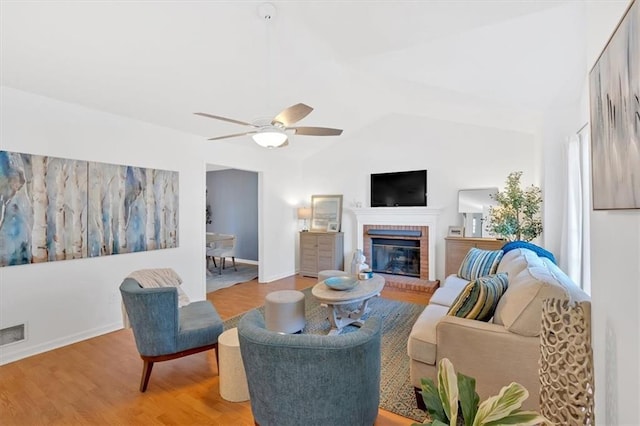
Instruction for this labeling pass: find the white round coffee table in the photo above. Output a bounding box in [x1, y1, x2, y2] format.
[312, 274, 385, 335]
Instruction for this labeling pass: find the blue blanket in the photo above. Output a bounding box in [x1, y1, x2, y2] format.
[501, 241, 557, 264]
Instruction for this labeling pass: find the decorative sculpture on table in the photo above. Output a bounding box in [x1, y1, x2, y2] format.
[539, 298, 594, 424]
[349, 249, 368, 276]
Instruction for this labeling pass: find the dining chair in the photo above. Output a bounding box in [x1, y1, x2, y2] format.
[207, 234, 237, 275]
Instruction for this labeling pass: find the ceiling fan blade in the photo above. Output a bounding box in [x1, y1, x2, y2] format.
[290, 126, 343, 136]
[194, 112, 257, 127]
[272, 103, 313, 126]
[208, 131, 257, 141]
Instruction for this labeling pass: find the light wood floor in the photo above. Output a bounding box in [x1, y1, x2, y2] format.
[0, 274, 430, 425]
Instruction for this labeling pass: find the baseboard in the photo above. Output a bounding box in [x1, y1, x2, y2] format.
[0, 321, 123, 366]
[261, 270, 295, 283]
[235, 258, 258, 266]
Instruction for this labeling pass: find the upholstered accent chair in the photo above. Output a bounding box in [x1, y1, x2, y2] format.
[120, 278, 224, 392]
[237, 309, 381, 426]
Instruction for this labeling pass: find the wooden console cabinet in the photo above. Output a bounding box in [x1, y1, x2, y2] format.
[299, 232, 344, 278]
[444, 237, 505, 277]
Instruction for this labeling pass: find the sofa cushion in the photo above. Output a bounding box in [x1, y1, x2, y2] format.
[540, 258, 590, 304]
[442, 274, 471, 293]
[430, 286, 466, 307]
[496, 248, 544, 286]
[407, 304, 450, 365]
[447, 273, 509, 321]
[493, 260, 588, 336]
[457, 248, 504, 281]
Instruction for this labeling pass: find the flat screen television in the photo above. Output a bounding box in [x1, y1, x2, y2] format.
[370, 170, 427, 207]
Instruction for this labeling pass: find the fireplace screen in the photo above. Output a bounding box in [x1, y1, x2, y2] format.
[371, 238, 420, 277]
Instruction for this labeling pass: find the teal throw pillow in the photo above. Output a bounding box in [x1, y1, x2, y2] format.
[447, 273, 509, 322]
[457, 247, 504, 281]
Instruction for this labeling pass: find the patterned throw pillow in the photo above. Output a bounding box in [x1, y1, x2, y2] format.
[457, 247, 504, 281]
[447, 273, 509, 322]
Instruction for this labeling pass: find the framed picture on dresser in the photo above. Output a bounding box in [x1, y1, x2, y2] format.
[310, 194, 343, 232]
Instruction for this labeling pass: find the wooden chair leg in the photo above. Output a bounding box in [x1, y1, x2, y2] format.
[212, 256, 217, 268]
[140, 360, 154, 392]
[214, 343, 219, 369]
[231, 257, 237, 271]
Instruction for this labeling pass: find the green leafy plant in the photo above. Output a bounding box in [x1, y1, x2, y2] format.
[206, 204, 212, 225]
[486, 171, 542, 242]
[413, 358, 548, 426]
[205, 188, 212, 225]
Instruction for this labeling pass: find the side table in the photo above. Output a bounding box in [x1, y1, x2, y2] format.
[218, 327, 249, 402]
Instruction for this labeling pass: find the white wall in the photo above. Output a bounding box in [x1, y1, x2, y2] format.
[0, 87, 206, 364]
[584, 1, 640, 424]
[301, 113, 539, 280]
[0, 87, 306, 364]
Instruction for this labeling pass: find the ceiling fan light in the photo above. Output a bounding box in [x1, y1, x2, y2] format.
[252, 129, 288, 148]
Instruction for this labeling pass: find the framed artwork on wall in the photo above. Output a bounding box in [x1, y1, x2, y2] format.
[0, 150, 179, 267]
[310, 194, 343, 232]
[589, 0, 639, 210]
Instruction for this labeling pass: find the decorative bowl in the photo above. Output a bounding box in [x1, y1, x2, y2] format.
[324, 276, 358, 291]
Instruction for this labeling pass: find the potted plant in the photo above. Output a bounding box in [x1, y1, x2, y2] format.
[414, 358, 548, 426]
[486, 171, 542, 241]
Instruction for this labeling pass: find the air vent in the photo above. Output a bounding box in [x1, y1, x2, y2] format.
[0, 324, 26, 346]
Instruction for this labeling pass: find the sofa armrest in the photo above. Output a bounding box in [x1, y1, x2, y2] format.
[435, 316, 541, 410]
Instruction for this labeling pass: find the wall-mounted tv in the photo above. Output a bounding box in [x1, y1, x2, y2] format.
[370, 170, 427, 207]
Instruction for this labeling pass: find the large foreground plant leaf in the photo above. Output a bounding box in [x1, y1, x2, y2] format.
[420, 377, 447, 424]
[472, 382, 528, 426]
[481, 411, 550, 426]
[457, 373, 479, 426]
[437, 358, 459, 425]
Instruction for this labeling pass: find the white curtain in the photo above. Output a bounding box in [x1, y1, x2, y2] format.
[560, 126, 591, 294]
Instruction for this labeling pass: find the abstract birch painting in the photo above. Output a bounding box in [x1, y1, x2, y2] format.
[0, 150, 179, 267]
[87, 163, 179, 257]
[589, 0, 640, 210]
[0, 151, 88, 266]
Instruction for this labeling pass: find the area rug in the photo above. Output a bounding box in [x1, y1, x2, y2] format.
[206, 263, 258, 293]
[223, 287, 428, 422]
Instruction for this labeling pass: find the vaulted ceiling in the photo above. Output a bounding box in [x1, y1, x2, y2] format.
[1, 1, 586, 158]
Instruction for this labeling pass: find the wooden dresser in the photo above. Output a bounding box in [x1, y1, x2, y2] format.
[444, 237, 505, 278]
[299, 232, 344, 278]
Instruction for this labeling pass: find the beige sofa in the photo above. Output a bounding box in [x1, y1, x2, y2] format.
[407, 247, 590, 410]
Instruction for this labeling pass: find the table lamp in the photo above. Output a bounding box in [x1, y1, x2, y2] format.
[297, 207, 312, 232]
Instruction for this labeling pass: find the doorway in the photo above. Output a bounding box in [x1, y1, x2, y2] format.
[205, 165, 259, 289]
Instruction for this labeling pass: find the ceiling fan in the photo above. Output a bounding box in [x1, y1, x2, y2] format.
[194, 103, 343, 148]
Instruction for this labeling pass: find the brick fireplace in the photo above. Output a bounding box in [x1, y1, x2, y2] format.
[353, 207, 441, 293]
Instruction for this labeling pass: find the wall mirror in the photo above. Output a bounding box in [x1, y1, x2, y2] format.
[458, 188, 498, 238]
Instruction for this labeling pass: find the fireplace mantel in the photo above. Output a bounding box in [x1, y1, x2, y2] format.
[351, 207, 442, 280]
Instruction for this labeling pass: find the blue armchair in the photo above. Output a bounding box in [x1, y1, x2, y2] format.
[238, 309, 381, 426]
[120, 278, 223, 392]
